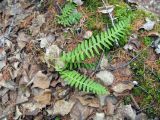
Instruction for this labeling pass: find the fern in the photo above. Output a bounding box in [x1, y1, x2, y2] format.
[57, 3, 82, 27]
[66, 62, 96, 70]
[61, 19, 130, 63]
[60, 70, 107, 94]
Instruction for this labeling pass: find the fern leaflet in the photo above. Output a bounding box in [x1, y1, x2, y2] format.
[61, 19, 130, 63]
[57, 3, 82, 27]
[60, 70, 107, 94]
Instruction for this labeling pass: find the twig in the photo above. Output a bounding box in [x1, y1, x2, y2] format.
[130, 94, 140, 110]
[107, 50, 142, 71]
[106, 42, 153, 71]
[101, 0, 115, 26]
[90, 52, 104, 77]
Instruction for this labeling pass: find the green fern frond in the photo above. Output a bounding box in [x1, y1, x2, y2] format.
[66, 62, 96, 70]
[60, 70, 107, 94]
[57, 3, 82, 27]
[61, 19, 130, 63]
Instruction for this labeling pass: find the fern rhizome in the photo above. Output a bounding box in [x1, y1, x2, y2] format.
[57, 3, 82, 27]
[55, 2, 131, 95]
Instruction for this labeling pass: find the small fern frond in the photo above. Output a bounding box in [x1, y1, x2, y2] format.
[60, 70, 107, 94]
[66, 62, 96, 70]
[61, 19, 130, 63]
[57, 3, 82, 27]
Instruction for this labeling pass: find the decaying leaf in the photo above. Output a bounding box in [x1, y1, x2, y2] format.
[39, 34, 56, 48]
[0, 80, 16, 90]
[30, 71, 50, 89]
[140, 18, 155, 31]
[14, 106, 22, 120]
[98, 5, 114, 14]
[17, 32, 30, 49]
[34, 89, 51, 105]
[75, 96, 99, 108]
[53, 100, 75, 116]
[73, 0, 83, 6]
[70, 101, 94, 120]
[44, 44, 62, 67]
[16, 87, 30, 104]
[112, 82, 134, 93]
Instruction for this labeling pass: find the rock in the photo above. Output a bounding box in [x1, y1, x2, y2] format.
[94, 113, 105, 120]
[96, 71, 114, 86]
[112, 82, 134, 93]
[135, 113, 148, 120]
[121, 105, 136, 120]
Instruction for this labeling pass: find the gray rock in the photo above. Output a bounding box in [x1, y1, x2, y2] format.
[121, 105, 136, 120]
[135, 113, 148, 120]
[96, 71, 114, 86]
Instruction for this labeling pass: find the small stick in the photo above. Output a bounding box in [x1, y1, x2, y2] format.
[106, 42, 153, 71]
[90, 51, 104, 77]
[130, 94, 140, 110]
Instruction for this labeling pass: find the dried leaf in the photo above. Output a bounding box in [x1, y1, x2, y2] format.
[16, 87, 30, 104]
[30, 71, 50, 89]
[0, 80, 16, 90]
[70, 101, 93, 120]
[53, 100, 75, 116]
[14, 106, 22, 120]
[112, 82, 134, 93]
[73, 0, 83, 6]
[98, 5, 114, 14]
[140, 18, 155, 31]
[39, 34, 56, 48]
[34, 89, 51, 105]
[75, 96, 100, 108]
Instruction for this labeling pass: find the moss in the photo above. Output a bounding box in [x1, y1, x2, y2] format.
[83, 0, 110, 31]
[143, 37, 152, 46]
[130, 50, 160, 118]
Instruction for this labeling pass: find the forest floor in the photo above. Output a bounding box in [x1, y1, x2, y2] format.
[0, 0, 160, 120]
